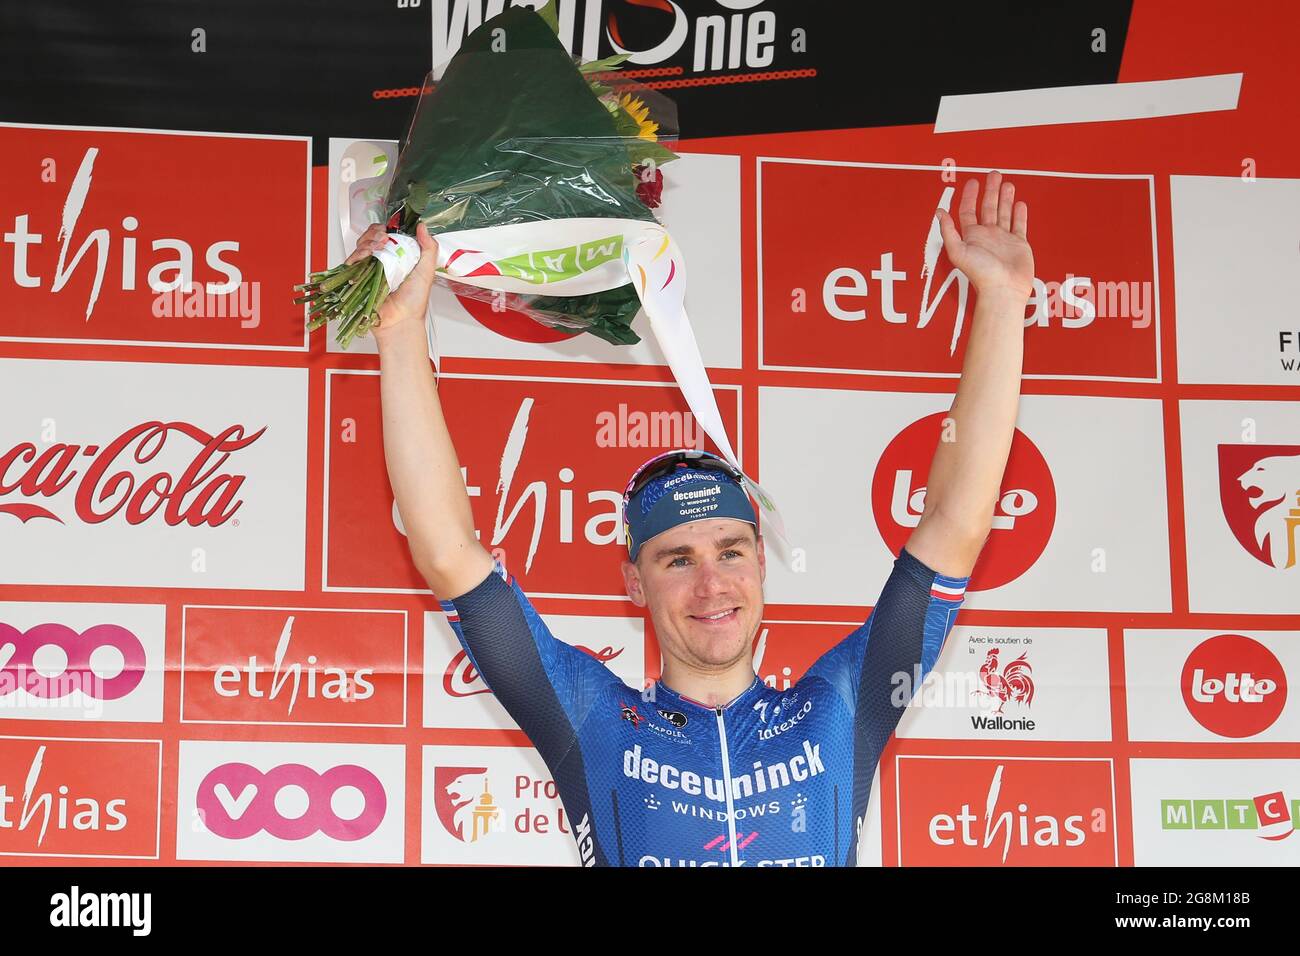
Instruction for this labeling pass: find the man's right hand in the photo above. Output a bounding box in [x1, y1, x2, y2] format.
[347, 222, 440, 338]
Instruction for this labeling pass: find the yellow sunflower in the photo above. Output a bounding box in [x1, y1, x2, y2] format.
[618, 93, 659, 141]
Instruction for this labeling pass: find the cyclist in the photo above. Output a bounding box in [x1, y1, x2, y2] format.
[356, 169, 1033, 865]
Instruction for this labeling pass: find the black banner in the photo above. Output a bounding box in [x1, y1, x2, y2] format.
[3, 0, 1133, 164]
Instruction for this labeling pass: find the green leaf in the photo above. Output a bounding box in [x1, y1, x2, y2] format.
[579, 53, 632, 73]
[626, 138, 680, 167]
[535, 0, 559, 33]
[606, 105, 643, 138]
[406, 181, 429, 216]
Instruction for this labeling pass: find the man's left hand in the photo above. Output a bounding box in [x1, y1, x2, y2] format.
[935, 169, 1033, 302]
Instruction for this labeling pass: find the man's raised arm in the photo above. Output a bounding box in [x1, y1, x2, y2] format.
[905, 170, 1035, 580]
[350, 222, 494, 599]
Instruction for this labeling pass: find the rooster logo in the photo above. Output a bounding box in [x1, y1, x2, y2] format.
[977, 649, 1035, 713]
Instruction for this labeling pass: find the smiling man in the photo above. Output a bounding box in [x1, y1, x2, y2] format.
[360, 169, 1033, 866]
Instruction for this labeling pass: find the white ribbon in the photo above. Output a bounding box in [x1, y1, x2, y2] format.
[371, 233, 422, 295]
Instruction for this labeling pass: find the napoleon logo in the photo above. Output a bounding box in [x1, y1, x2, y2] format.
[657, 708, 688, 728]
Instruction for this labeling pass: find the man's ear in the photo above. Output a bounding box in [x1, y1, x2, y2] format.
[756, 531, 766, 583]
[621, 558, 647, 608]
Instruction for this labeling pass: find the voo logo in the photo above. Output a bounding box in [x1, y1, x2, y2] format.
[195, 762, 386, 840]
[0, 622, 146, 700]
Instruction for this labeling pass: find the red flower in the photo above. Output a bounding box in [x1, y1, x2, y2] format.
[634, 164, 664, 208]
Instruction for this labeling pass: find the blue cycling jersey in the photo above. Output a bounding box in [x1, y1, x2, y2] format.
[439, 545, 969, 867]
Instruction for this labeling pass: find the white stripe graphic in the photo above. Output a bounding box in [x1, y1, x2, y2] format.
[931, 581, 966, 598]
[934, 72, 1241, 133]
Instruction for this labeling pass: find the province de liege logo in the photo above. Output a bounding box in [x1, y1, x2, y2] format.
[1218, 444, 1300, 570]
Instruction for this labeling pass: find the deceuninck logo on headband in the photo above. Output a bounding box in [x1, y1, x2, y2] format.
[669, 481, 723, 517]
[627, 467, 757, 562]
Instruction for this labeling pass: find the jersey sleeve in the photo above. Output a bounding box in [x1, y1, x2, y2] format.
[439, 558, 618, 766]
[803, 543, 969, 723]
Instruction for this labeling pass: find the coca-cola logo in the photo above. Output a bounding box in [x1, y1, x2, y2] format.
[0, 421, 263, 526]
[0, 622, 146, 700]
[1180, 634, 1287, 738]
[443, 649, 491, 699]
[872, 412, 1055, 589]
[443, 643, 622, 698]
[195, 762, 386, 840]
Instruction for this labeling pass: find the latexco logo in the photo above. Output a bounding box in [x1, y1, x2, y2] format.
[49, 885, 150, 936]
[1180, 634, 1286, 738]
[195, 762, 386, 840]
[1161, 791, 1298, 841]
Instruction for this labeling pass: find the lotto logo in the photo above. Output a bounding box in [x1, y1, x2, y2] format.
[195, 763, 387, 841]
[1180, 635, 1287, 738]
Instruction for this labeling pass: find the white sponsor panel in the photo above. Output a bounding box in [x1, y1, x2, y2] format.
[0, 602, 165, 722]
[423, 609, 644, 729]
[1124, 629, 1299, 742]
[327, 138, 741, 368]
[0, 358, 307, 590]
[897, 626, 1111, 741]
[1180, 399, 1300, 613]
[176, 740, 404, 863]
[758, 387, 1171, 609]
[1171, 175, 1300, 385]
[1130, 758, 1300, 866]
[421, 743, 582, 865]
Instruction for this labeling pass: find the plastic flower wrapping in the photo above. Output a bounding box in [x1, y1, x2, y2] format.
[295, 2, 786, 544]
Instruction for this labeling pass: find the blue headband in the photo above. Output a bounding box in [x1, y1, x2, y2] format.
[624, 465, 758, 563]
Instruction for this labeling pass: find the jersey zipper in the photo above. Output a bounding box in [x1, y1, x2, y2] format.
[715, 706, 740, 867]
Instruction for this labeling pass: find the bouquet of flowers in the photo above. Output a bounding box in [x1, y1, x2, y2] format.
[296, 3, 680, 348]
[295, 2, 787, 545]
